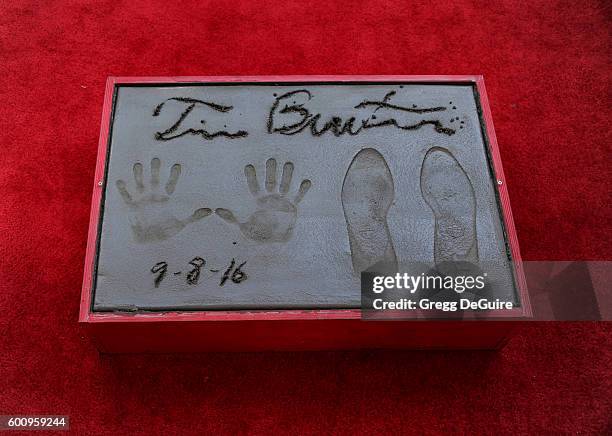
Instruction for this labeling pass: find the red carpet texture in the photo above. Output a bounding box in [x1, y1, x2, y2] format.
[0, 1, 610, 434]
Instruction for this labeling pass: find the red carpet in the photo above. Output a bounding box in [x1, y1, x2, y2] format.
[0, 1, 610, 434]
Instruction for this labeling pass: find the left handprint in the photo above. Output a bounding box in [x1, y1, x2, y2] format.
[115, 158, 211, 243]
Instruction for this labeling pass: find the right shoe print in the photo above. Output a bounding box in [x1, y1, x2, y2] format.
[420, 146, 479, 277]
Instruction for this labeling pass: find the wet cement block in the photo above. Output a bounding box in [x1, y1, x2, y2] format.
[93, 82, 518, 311]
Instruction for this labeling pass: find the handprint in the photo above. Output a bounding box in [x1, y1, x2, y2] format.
[215, 158, 312, 243]
[116, 158, 211, 243]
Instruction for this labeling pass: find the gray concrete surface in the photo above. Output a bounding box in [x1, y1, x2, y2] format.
[93, 83, 518, 310]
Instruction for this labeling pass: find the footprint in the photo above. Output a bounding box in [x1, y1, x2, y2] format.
[341, 148, 397, 274]
[420, 147, 478, 274]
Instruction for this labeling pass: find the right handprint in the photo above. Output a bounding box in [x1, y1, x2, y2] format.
[215, 158, 312, 243]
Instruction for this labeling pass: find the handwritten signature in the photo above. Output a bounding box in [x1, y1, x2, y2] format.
[152, 97, 248, 141]
[268, 90, 455, 137]
[152, 89, 456, 141]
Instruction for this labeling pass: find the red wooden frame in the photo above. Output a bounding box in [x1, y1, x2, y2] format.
[79, 76, 530, 351]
